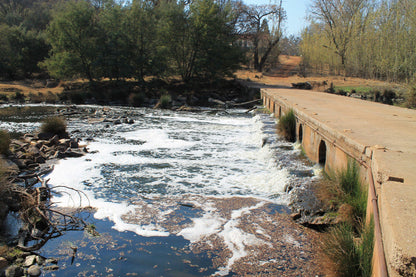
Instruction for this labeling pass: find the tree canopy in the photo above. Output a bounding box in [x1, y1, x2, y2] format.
[0, 0, 249, 82]
[301, 0, 416, 82]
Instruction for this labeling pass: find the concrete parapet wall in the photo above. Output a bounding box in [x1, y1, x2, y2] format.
[261, 89, 389, 277]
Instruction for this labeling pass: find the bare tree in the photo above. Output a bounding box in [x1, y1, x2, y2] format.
[310, 0, 371, 72]
[239, 0, 286, 72]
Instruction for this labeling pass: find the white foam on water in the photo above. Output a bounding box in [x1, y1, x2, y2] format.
[215, 202, 270, 276]
[31, 107, 317, 273]
[121, 128, 195, 149]
[177, 202, 223, 243]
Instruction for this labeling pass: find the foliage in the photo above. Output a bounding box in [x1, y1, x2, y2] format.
[159, 94, 172, 109]
[43, 0, 100, 82]
[0, 130, 11, 155]
[158, 0, 242, 81]
[301, 0, 416, 82]
[42, 0, 242, 83]
[129, 92, 146, 107]
[277, 109, 296, 142]
[0, 24, 49, 79]
[406, 84, 416, 109]
[41, 116, 67, 135]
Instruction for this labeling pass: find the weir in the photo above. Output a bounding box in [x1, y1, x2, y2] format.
[261, 87, 416, 277]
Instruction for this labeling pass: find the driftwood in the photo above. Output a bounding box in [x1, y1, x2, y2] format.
[10, 173, 88, 251]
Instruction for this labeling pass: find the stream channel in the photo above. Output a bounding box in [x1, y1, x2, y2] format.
[1, 105, 324, 276]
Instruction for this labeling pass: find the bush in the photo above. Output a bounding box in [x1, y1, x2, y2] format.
[406, 85, 416, 109]
[13, 91, 25, 103]
[41, 117, 67, 135]
[277, 109, 296, 142]
[0, 130, 11, 155]
[128, 92, 146, 107]
[159, 94, 172, 109]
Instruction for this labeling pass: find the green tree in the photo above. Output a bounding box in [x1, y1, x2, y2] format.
[126, 0, 160, 81]
[0, 24, 49, 79]
[97, 1, 131, 80]
[158, 0, 241, 81]
[43, 0, 101, 81]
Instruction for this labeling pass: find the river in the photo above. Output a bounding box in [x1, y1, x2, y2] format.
[0, 105, 324, 276]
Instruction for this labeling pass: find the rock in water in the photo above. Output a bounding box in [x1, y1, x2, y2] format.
[5, 265, 24, 277]
[27, 265, 41, 277]
[24, 255, 36, 267]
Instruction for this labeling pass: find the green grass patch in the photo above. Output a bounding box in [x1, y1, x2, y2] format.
[277, 109, 296, 142]
[334, 86, 373, 94]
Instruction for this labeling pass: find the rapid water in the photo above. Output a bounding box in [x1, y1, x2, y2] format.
[0, 105, 323, 276]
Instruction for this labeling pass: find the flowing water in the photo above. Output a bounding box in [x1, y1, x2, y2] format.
[0, 105, 324, 276]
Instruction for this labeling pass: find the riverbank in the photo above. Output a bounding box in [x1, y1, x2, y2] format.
[0, 78, 260, 110]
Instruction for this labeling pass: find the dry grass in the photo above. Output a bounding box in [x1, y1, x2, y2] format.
[235, 55, 405, 93]
[0, 80, 63, 97]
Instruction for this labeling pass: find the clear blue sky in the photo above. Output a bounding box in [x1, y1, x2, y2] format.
[243, 0, 310, 36]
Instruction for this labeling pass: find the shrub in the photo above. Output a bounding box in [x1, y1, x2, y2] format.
[0, 130, 11, 155]
[277, 109, 296, 142]
[159, 94, 172, 109]
[0, 94, 8, 102]
[41, 117, 67, 135]
[13, 91, 25, 103]
[406, 85, 416, 109]
[128, 92, 146, 107]
[381, 89, 396, 105]
[337, 89, 347, 96]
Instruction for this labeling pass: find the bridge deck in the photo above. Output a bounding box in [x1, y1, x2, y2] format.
[261, 86, 416, 277]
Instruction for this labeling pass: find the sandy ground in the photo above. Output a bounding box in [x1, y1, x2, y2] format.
[235, 55, 405, 94]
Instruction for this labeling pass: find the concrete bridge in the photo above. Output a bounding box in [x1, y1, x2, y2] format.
[259, 85, 416, 277]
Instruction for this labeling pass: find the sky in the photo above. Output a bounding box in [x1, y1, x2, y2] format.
[243, 0, 310, 36]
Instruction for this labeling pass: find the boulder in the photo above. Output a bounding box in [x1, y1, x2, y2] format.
[27, 265, 41, 277]
[24, 255, 37, 267]
[5, 265, 24, 277]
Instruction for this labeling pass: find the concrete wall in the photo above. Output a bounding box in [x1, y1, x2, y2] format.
[261, 89, 386, 277]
